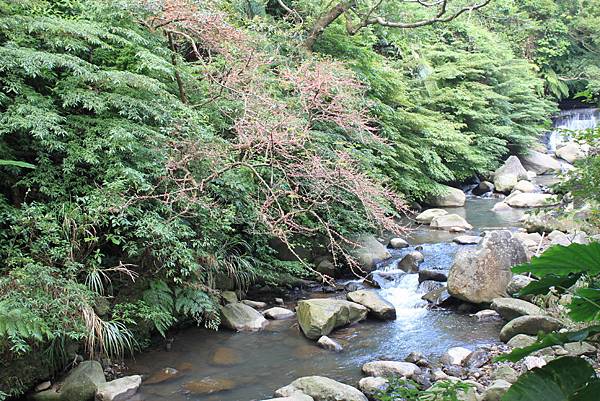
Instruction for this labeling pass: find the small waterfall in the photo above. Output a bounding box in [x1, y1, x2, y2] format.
[373, 270, 428, 321]
[547, 108, 599, 151]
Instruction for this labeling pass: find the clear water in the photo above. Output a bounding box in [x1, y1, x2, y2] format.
[128, 198, 508, 401]
[547, 108, 599, 151]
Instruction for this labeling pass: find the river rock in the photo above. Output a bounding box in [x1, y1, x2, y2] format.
[416, 209, 448, 224]
[418, 270, 448, 283]
[351, 235, 392, 272]
[262, 396, 314, 401]
[263, 307, 295, 320]
[482, 380, 511, 401]
[513, 180, 536, 193]
[274, 376, 367, 401]
[430, 214, 473, 231]
[505, 193, 560, 208]
[493, 156, 528, 193]
[389, 237, 409, 249]
[144, 367, 179, 384]
[34, 361, 106, 401]
[474, 309, 501, 321]
[362, 361, 421, 378]
[491, 298, 544, 321]
[428, 185, 466, 207]
[316, 259, 336, 277]
[453, 235, 481, 245]
[220, 303, 268, 332]
[494, 174, 518, 194]
[464, 349, 490, 369]
[296, 299, 367, 339]
[242, 299, 267, 309]
[491, 366, 519, 383]
[358, 377, 388, 397]
[440, 347, 472, 366]
[522, 150, 562, 174]
[492, 202, 512, 212]
[211, 347, 242, 366]
[507, 334, 537, 348]
[548, 230, 589, 246]
[422, 286, 451, 306]
[317, 336, 343, 352]
[397, 251, 424, 273]
[96, 375, 142, 401]
[473, 181, 494, 196]
[507, 274, 535, 296]
[556, 142, 586, 163]
[183, 378, 236, 395]
[447, 230, 528, 304]
[522, 356, 546, 371]
[418, 280, 445, 294]
[221, 291, 238, 304]
[347, 290, 396, 320]
[35, 382, 52, 393]
[564, 341, 596, 356]
[499, 315, 564, 342]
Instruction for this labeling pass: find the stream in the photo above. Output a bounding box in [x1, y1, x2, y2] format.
[127, 197, 525, 401]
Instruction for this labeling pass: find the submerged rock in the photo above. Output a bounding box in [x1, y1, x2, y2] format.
[183, 378, 236, 395]
[447, 231, 528, 304]
[211, 347, 242, 366]
[296, 299, 367, 340]
[220, 303, 269, 332]
[416, 209, 448, 224]
[144, 367, 179, 385]
[317, 336, 343, 352]
[427, 185, 466, 207]
[491, 298, 544, 321]
[500, 315, 564, 342]
[430, 214, 473, 231]
[274, 376, 367, 401]
[346, 290, 396, 320]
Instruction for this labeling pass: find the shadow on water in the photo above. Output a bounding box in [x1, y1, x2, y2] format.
[129, 198, 511, 401]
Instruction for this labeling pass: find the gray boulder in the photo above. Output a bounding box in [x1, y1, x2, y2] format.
[358, 377, 388, 398]
[521, 150, 562, 174]
[96, 375, 142, 401]
[274, 376, 367, 401]
[493, 156, 528, 193]
[500, 315, 565, 342]
[482, 380, 511, 401]
[453, 235, 481, 245]
[220, 303, 268, 331]
[389, 238, 409, 249]
[556, 142, 586, 164]
[317, 336, 343, 352]
[430, 214, 473, 231]
[416, 209, 448, 224]
[505, 193, 560, 208]
[397, 251, 424, 273]
[513, 180, 536, 193]
[507, 334, 537, 348]
[447, 231, 528, 304]
[263, 307, 295, 320]
[507, 275, 536, 296]
[350, 236, 391, 272]
[418, 270, 448, 283]
[428, 185, 466, 207]
[347, 290, 396, 320]
[296, 299, 367, 340]
[362, 361, 421, 378]
[473, 181, 494, 196]
[33, 361, 106, 401]
[491, 298, 544, 321]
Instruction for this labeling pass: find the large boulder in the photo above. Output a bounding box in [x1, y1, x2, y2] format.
[447, 231, 528, 304]
[490, 298, 544, 321]
[362, 361, 421, 378]
[96, 375, 142, 401]
[430, 214, 473, 231]
[34, 361, 106, 401]
[427, 186, 466, 207]
[505, 193, 560, 208]
[296, 299, 367, 339]
[513, 180, 536, 193]
[556, 142, 586, 164]
[521, 150, 562, 174]
[263, 307, 295, 320]
[493, 156, 529, 193]
[220, 303, 268, 331]
[473, 181, 494, 196]
[274, 376, 367, 401]
[347, 290, 396, 320]
[350, 236, 391, 272]
[499, 315, 565, 342]
[415, 209, 448, 224]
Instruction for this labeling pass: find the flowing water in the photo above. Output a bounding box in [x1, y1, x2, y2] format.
[127, 197, 513, 401]
[546, 107, 599, 151]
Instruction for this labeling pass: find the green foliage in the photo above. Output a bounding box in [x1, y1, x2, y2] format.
[501, 357, 600, 401]
[374, 378, 474, 401]
[513, 243, 600, 276]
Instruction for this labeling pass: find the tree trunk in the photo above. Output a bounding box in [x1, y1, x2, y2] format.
[304, 1, 354, 51]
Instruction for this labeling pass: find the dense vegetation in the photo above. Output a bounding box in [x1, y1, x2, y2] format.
[0, 0, 599, 397]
